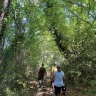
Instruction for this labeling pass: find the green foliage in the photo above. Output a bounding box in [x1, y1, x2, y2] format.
[0, 0, 96, 95]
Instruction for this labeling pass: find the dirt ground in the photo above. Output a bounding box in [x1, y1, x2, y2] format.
[28, 73, 92, 96]
[33, 73, 79, 96]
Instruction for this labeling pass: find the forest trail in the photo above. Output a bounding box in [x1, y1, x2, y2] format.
[28, 72, 82, 96]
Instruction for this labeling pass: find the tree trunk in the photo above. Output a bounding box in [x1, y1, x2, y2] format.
[0, 0, 10, 64]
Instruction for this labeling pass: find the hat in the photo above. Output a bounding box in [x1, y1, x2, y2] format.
[57, 65, 61, 68]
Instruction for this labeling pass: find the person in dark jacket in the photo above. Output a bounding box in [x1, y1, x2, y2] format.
[38, 63, 46, 88]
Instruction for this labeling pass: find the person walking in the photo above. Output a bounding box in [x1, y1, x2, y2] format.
[50, 63, 57, 91]
[38, 63, 46, 88]
[51, 65, 65, 96]
[50, 63, 57, 85]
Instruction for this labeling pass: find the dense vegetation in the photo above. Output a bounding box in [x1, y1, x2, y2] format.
[0, 0, 96, 95]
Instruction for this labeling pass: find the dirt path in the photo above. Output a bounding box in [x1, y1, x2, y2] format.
[34, 73, 73, 96]
[28, 73, 83, 96]
[28, 73, 95, 96]
[34, 73, 81, 96]
[35, 73, 54, 96]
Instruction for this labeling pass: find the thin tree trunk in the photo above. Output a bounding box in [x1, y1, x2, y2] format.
[0, 0, 10, 64]
[0, 0, 10, 47]
[0, 0, 9, 24]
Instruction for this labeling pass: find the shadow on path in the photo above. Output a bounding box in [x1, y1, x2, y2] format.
[35, 73, 54, 96]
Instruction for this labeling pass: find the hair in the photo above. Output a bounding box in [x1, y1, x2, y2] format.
[54, 64, 56, 66]
[42, 63, 44, 66]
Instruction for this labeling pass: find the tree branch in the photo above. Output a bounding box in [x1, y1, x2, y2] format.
[67, 8, 91, 24]
[67, 1, 96, 19]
